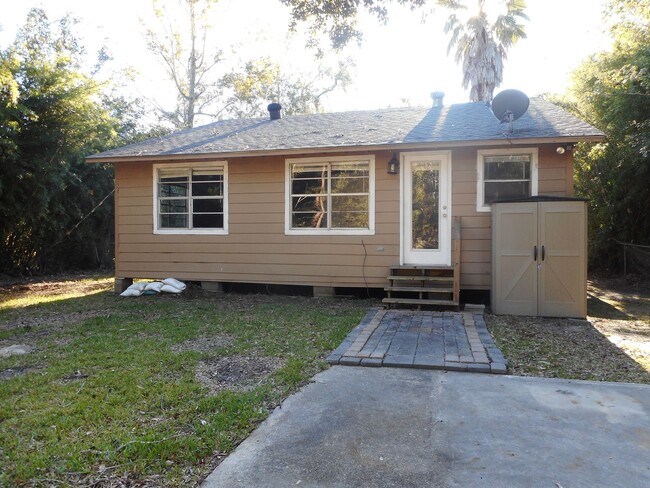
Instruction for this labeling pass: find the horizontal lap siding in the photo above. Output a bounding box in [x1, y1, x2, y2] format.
[115, 145, 572, 291]
[114, 152, 399, 287]
[451, 145, 572, 290]
[451, 147, 491, 290]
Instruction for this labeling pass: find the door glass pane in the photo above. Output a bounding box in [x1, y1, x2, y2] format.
[411, 161, 439, 250]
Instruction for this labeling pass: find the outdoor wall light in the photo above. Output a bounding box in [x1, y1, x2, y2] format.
[556, 144, 574, 155]
[387, 153, 400, 174]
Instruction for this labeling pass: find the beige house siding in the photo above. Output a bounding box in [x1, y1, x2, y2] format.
[114, 144, 573, 291]
[115, 152, 400, 288]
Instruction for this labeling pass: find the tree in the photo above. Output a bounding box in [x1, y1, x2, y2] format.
[144, 0, 224, 128]
[567, 0, 650, 271]
[281, 0, 527, 101]
[281, 0, 427, 51]
[220, 57, 353, 118]
[0, 9, 132, 275]
[144, 0, 354, 125]
[440, 0, 528, 101]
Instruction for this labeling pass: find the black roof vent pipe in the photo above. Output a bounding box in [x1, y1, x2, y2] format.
[267, 103, 282, 120]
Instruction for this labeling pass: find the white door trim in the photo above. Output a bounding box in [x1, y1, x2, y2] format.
[400, 151, 452, 266]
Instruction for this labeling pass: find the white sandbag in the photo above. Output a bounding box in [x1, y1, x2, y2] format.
[162, 278, 186, 291]
[120, 287, 142, 297]
[161, 284, 183, 294]
[128, 282, 148, 292]
[144, 281, 163, 292]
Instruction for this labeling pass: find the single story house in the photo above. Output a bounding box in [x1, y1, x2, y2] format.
[87, 95, 604, 311]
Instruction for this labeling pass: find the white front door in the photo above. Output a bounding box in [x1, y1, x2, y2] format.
[402, 151, 451, 266]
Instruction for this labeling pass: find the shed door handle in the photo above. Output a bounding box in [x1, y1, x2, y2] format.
[541, 245, 546, 261]
[534, 245, 538, 261]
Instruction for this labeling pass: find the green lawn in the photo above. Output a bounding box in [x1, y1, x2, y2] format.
[0, 278, 372, 486]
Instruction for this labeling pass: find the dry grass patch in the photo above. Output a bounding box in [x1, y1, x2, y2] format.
[0, 274, 113, 310]
[487, 277, 650, 383]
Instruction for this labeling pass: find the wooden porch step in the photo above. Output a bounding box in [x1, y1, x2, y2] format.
[384, 217, 461, 310]
[387, 275, 454, 282]
[384, 286, 454, 293]
[382, 297, 457, 307]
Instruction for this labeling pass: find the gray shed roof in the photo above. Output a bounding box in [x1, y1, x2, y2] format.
[88, 97, 604, 162]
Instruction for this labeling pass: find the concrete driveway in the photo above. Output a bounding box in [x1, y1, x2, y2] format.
[202, 367, 650, 487]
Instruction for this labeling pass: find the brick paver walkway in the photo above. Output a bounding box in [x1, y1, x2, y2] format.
[327, 309, 508, 374]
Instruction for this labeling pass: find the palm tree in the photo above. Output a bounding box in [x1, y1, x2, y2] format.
[440, 0, 528, 102]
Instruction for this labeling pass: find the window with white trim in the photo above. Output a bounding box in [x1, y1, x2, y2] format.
[285, 156, 375, 235]
[154, 162, 228, 234]
[476, 148, 538, 212]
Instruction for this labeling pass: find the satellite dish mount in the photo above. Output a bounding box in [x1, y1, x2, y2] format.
[491, 89, 530, 133]
[502, 110, 515, 132]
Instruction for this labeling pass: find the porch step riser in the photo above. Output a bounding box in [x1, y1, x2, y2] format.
[382, 298, 457, 306]
[388, 276, 453, 282]
[385, 287, 454, 293]
[386, 265, 459, 310]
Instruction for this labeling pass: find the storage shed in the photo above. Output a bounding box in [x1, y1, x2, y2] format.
[491, 196, 587, 318]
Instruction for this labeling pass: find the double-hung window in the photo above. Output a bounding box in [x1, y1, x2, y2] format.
[476, 148, 538, 212]
[285, 156, 375, 235]
[154, 162, 228, 234]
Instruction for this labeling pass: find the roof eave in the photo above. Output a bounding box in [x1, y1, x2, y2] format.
[85, 134, 606, 164]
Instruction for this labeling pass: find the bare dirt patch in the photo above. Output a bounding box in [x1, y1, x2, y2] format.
[0, 366, 32, 380]
[60, 370, 90, 382]
[196, 355, 284, 394]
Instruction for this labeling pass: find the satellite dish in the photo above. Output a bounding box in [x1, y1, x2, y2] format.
[491, 89, 530, 132]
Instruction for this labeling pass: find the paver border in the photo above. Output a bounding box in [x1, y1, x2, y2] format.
[327, 309, 508, 375]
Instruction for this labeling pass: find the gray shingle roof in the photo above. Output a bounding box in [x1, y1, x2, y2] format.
[88, 97, 603, 161]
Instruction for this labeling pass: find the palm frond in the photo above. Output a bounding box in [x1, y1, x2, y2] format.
[441, 0, 528, 101]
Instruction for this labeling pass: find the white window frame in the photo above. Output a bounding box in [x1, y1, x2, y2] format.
[476, 148, 538, 212]
[285, 155, 375, 236]
[153, 161, 229, 235]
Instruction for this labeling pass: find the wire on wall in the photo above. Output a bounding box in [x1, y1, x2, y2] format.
[361, 239, 369, 297]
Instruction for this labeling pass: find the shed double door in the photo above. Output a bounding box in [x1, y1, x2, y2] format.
[492, 200, 587, 318]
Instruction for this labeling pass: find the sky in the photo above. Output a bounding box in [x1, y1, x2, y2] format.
[1, 0, 613, 121]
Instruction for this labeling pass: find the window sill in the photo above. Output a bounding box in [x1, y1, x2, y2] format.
[285, 229, 375, 236]
[154, 229, 229, 235]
